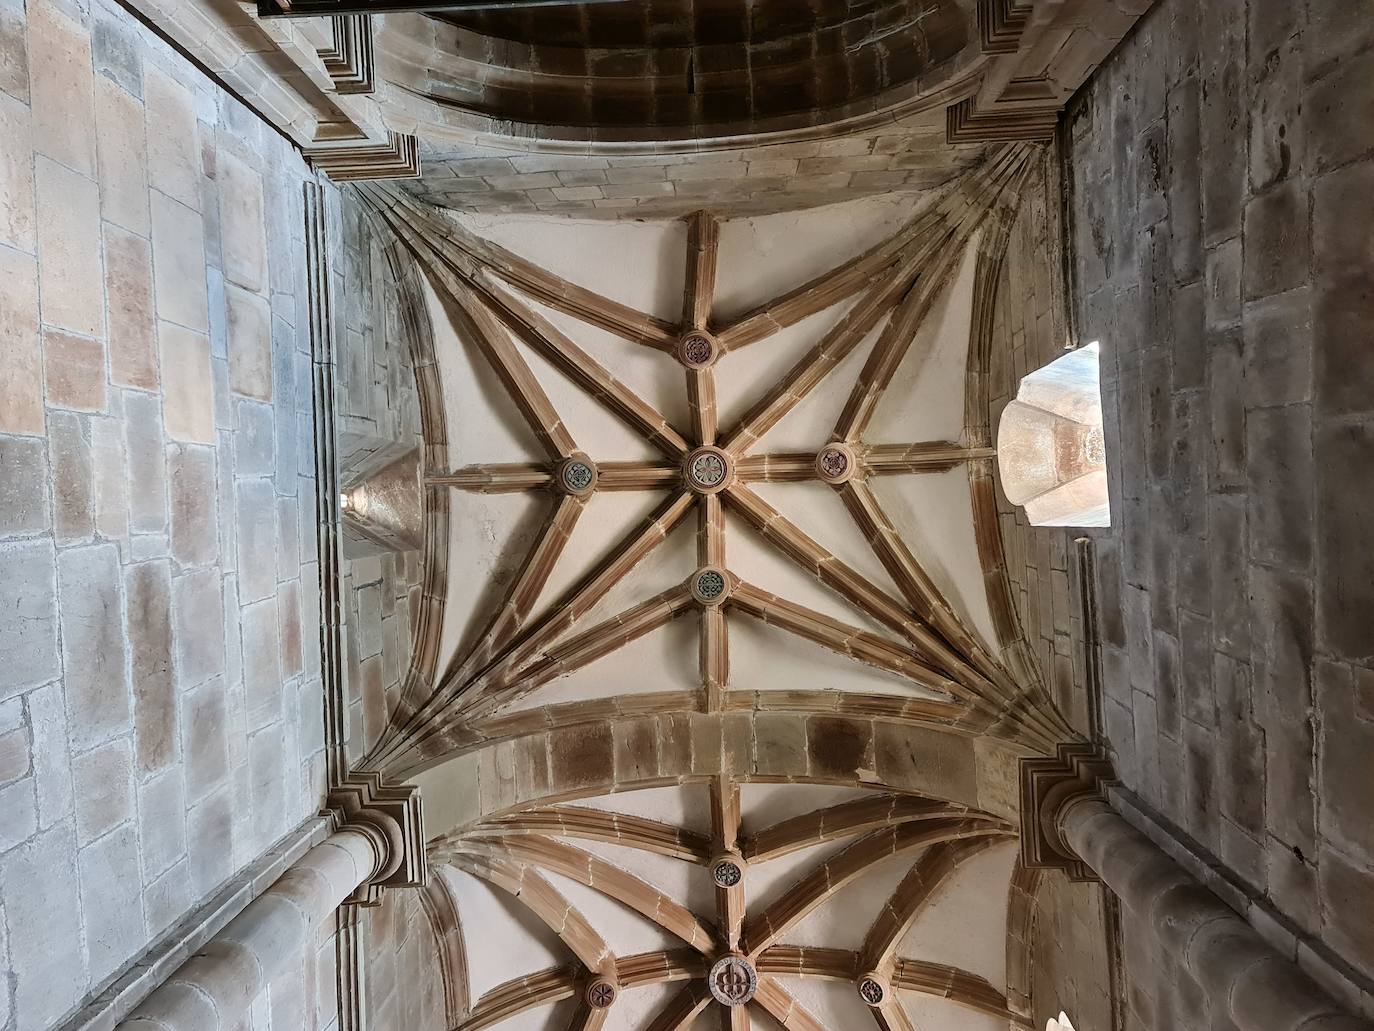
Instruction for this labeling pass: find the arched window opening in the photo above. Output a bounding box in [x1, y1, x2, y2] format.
[1046, 1012, 1078, 1031]
[996, 342, 1109, 527]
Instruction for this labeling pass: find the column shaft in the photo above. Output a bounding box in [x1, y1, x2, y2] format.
[1060, 798, 1369, 1031]
[118, 828, 383, 1031]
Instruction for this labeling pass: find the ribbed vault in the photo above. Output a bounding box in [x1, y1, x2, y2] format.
[352, 144, 1074, 1030]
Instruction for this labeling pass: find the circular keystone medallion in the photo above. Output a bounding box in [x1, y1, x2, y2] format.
[711, 856, 744, 888]
[685, 446, 733, 494]
[815, 443, 856, 484]
[708, 956, 758, 1007]
[677, 332, 719, 369]
[585, 979, 617, 1009]
[857, 975, 887, 1007]
[557, 456, 598, 496]
[691, 567, 729, 605]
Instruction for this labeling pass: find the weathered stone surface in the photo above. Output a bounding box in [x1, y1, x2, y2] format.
[126, 559, 176, 772]
[0, 88, 36, 254]
[241, 596, 283, 726]
[71, 736, 134, 844]
[105, 223, 158, 389]
[0, 776, 36, 852]
[226, 283, 273, 402]
[150, 190, 208, 332]
[181, 675, 229, 803]
[59, 544, 130, 751]
[35, 157, 103, 337]
[235, 478, 277, 603]
[94, 74, 150, 236]
[186, 785, 233, 895]
[3, 822, 86, 1029]
[48, 410, 94, 543]
[235, 398, 275, 475]
[0, 435, 50, 535]
[1315, 420, 1374, 664]
[78, 821, 144, 985]
[219, 151, 268, 293]
[25, 681, 72, 826]
[124, 389, 169, 533]
[168, 444, 218, 566]
[44, 328, 108, 413]
[91, 12, 143, 98]
[1305, 48, 1374, 174]
[173, 567, 225, 687]
[0, 246, 42, 435]
[145, 66, 200, 211]
[159, 322, 215, 444]
[138, 766, 187, 879]
[248, 722, 287, 850]
[1242, 180, 1309, 300]
[27, 0, 95, 176]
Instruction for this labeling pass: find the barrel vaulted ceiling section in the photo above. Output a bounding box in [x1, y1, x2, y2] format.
[352, 145, 1069, 1031]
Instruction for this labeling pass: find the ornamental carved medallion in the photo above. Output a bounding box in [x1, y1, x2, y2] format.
[677, 331, 718, 368]
[684, 446, 733, 494]
[708, 956, 758, 1007]
[711, 857, 743, 887]
[691, 567, 730, 605]
[858, 975, 886, 1006]
[585, 978, 617, 1009]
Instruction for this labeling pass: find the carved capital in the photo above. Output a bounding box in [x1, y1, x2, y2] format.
[326, 770, 426, 906]
[1018, 743, 1115, 881]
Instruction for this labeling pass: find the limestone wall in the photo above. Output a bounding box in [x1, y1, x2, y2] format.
[0, 0, 330, 1026]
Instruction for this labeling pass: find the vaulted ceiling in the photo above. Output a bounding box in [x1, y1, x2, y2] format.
[348, 142, 1072, 1030]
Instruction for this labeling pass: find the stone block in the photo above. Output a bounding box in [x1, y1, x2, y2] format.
[125, 559, 176, 773]
[186, 785, 233, 895]
[35, 156, 103, 337]
[150, 191, 208, 332]
[91, 13, 143, 98]
[1245, 405, 1313, 572]
[138, 766, 187, 879]
[1199, 62, 1243, 246]
[0, 90, 35, 253]
[143, 855, 191, 939]
[182, 675, 229, 803]
[1306, 49, 1374, 174]
[105, 224, 158, 389]
[1312, 161, 1374, 418]
[219, 151, 268, 293]
[173, 567, 225, 689]
[78, 820, 145, 985]
[234, 398, 274, 476]
[0, 434, 50, 535]
[1242, 179, 1310, 300]
[159, 322, 215, 444]
[235, 478, 277, 603]
[1204, 238, 1241, 329]
[1315, 420, 1374, 663]
[1306, 0, 1374, 81]
[3, 821, 85, 1028]
[1243, 288, 1311, 408]
[248, 722, 287, 849]
[548, 722, 613, 792]
[44, 329, 107, 414]
[27, 0, 95, 176]
[48, 410, 93, 543]
[1208, 494, 1250, 659]
[60, 544, 130, 751]
[226, 283, 273, 403]
[279, 577, 302, 679]
[124, 389, 169, 533]
[0, 721, 28, 785]
[94, 74, 150, 236]
[0, 246, 41, 435]
[241, 597, 283, 726]
[1166, 76, 1202, 283]
[71, 736, 134, 844]
[25, 681, 71, 826]
[1318, 845, 1374, 968]
[145, 65, 201, 211]
[168, 443, 218, 566]
[1207, 327, 1245, 488]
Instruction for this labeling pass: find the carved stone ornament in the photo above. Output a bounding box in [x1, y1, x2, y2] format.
[684, 446, 734, 494]
[691, 567, 731, 606]
[325, 770, 426, 907]
[857, 974, 888, 1007]
[1018, 742, 1116, 881]
[815, 442, 857, 484]
[708, 955, 759, 1007]
[710, 854, 744, 888]
[585, 978, 617, 1009]
[557, 454, 599, 496]
[677, 330, 720, 369]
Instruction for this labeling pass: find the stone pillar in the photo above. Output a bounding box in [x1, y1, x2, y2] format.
[118, 773, 424, 1030]
[1020, 745, 1370, 1031]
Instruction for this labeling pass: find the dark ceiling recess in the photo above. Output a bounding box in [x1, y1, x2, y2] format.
[424, 0, 970, 136]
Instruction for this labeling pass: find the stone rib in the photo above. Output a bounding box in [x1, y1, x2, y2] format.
[459, 966, 577, 1031]
[742, 793, 999, 863]
[709, 775, 745, 951]
[861, 442, 997, 474]
[683, 210, 719, 331]
[418, 871, 469, 1028]
[429, 462, 553, 492]
[644, 980, 713, 1031]
[483, 805, 711, 863]
[751, 979, 832, 1031]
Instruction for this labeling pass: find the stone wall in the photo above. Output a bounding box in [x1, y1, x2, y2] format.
[360, 886, 447, 1030]
[1063, 0, 1374, 1023]
[1028, 874, 1116, 1031]
[0, 0, 330, 1026]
